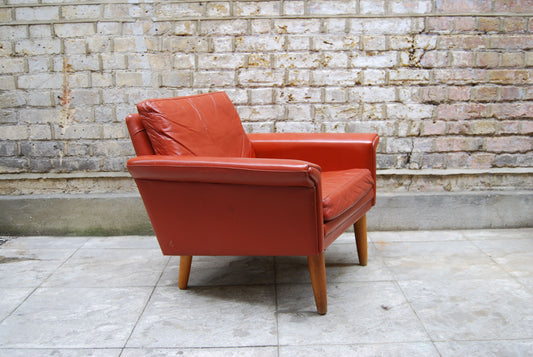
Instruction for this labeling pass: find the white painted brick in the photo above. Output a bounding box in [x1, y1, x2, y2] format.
[161, 71, 193, 88]
[325, 87, 348, 103]
[276, 121, 321, 132]
[387, 103, 434, 120]
[360, 0, 385, 14]
[237, 105, 285, 121]
[235, 1, 280, 16]
[353, 51, 397, 68]
[362, 69, 387, 85]
[18, 73, 62, 89]
[175, 21, 197, 36]
[63, 39, 87, 54]
[97, 22, 122, 36]
[390, 1, 432, 14]
[277, 87, 322, 103]
[0, 26, 27, 40]
[29, 25, 52, 38]
[251, 19, 272, 34]
[286, 35, 311, 51]
[309, 1, 356, 15]
[236, 35, 284, 52]
[274, 19, 320, 34]
[250, 88, 273, 104]
[350, 87, 396, 103]
[15, 39, 61, 55]
[198, 53, 246, 70]
[15, 7, 59, 21]
[0, 125, 28, 140]
[311, 69, 361, 86]
[287, 103, 312, 119]
[54, 23, 95, 38]
[193, 71, 235, 88]
[275, 52, 321, 69]
[287, 70, 311, 86]
[62, 5, 101, 20]
[238, 69, 284, 87]
[207, 2, 230, 17]
[200, 20, 248, 35]
[313, 35, 359, 51]
[314, 104, 361, 121]
[283, 1, 305, 15]
[0, 58, 25, 73]
[157, 3, 203, 19]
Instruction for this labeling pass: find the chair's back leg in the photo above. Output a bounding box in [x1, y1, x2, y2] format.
[178, 255, 193, 289]
[354, 214, 368, 266]
[307, 253, 327, 315]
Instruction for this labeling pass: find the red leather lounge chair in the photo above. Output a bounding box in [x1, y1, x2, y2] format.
[126, 92, 379, 314]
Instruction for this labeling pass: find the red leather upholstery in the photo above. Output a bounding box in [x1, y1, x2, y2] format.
[126, 92, 379, 314]
[137, 92, 255, 158]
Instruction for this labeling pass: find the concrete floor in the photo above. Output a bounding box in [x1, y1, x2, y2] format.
[0, 229, 532, 356]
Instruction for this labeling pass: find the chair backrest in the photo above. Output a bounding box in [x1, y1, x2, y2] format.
[137, 92, 255, 158]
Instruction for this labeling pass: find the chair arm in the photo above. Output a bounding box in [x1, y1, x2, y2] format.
[248, 133, 379, 173]
[127, 155, 322, 188]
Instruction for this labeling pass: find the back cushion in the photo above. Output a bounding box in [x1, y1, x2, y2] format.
[137, 92, 255, 158]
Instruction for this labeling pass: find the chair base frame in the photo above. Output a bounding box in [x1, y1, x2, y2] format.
[176, 214, 368, 315]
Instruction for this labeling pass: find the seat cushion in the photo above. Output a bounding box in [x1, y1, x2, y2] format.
[137, 92, 255, 158]
[321, 169, 374, 221]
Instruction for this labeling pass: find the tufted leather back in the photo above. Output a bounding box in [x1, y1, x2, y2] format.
[137, 92, 255, 158]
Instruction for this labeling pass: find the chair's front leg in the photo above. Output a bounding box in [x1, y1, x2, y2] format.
[307, 253, 327, 315]
[354, 215, 368, 266]
[178, 255, 193, 289]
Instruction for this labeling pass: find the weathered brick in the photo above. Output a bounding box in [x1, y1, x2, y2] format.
[485, 136, 532, 153]
[311, 69, 361, 86]
[193, 71, 235, 87]
[54, 23, 95, 38]
[503, 17, 527, 32]
[276, 121, 321, 132]
[478, 17, 500, 33]
[207, 2, 231, 17]
[15, 38, 61, 55]
[309, 1, 356, 15]
[360, 0, 386, 15]
[238, 69, 284, 87]
[501, 52, 524, 67]
[157, 2, 204, 19]
[198, 53, 246, 70]
[21, 141, 63, 157]
[351, 52, 396, 68]
[471, 86, 499, 102]
[235, 1, 280, 16]
[16, 7, 59, 21]
[475, 51, 499, 68]
[249, 88, 273, 104]
[237, 105, 284, 121]
[200, 20, 248, 35]
[436, 0, 491, 13]
[274, 19, 321, 34]
[62, 5, 101, 20]
[350, 87, 396, 103]
[161, 71, 193, 88]
[390, 1, 431, 14]
[162, 37, 209, 53]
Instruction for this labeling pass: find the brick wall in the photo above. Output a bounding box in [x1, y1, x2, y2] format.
[0, 1, 532, 190]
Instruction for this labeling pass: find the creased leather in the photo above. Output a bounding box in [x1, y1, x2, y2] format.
[321, 169, 374, 221]
[137, 92, 255, 158]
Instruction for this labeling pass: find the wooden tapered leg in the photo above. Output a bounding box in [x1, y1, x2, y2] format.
[354, 215, 368, 266]
[178, 255, 193, 290]
[307, 253, 327, 315]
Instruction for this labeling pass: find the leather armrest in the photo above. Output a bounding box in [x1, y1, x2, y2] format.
[248, 133, 379, 173]
[127, 155, 322, 188]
